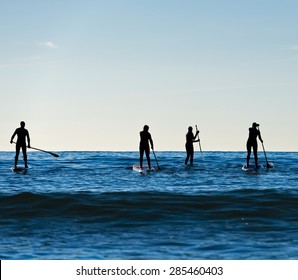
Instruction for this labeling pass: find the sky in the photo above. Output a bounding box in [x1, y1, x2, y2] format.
[1, 0, 298, 151]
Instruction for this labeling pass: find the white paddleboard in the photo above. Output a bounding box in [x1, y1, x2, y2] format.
[242, 164, 263, 171]
[132, 164, 154, 173]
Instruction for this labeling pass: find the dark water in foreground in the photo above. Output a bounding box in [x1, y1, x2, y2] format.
[0, 151, 298, 259]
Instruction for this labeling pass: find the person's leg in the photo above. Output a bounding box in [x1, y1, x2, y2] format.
[15, 145, 20, 167]
[145, 147, 151, 169]
[246, 142, 251, 167]
[185, 144, 192, 165]
[190, 150, 194, 165]
[22, 145, 28, 168]
[185, 145, 190, 165]
[139, 147, 144, 169]
[185, 155, 190, 165]
[253, 143, 258, 168]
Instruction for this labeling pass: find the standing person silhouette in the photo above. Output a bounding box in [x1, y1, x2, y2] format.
[139, 125, 154, 170]
[246, 122, 263, 169]
[185, 126, 199, 165]
[10, 121, 31, 168]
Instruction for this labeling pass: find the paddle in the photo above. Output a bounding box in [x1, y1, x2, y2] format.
[257, 128, 273, 169]
[195, 125, 204, 159]
[152, 148, 161, 170]
[13, 142, 59, 158]
[29, 146, 60, 158]
[261, 141, 273, 169]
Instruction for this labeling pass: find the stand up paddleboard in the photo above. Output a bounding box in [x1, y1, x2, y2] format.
[11, 166, 29, 173]
[132, 164, 155, 173]
[242, 164, 263, 172]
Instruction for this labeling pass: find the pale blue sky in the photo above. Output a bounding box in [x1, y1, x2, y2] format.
[1, 0, 298, 151]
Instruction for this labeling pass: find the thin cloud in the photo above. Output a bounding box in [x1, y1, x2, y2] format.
[38, 41, 58, 49]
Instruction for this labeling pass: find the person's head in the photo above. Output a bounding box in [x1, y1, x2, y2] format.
[188, 126, 193, 132]
[20, 121, 25, 128]
[143, 125, 149, 132]
[252, 122, 259, 128]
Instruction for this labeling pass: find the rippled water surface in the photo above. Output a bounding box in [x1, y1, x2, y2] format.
[0, 151, 298, 259]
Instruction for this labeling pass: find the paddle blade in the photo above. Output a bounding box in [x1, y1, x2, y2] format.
[50, 152, 59, 158]
[267, 162, 274, 169]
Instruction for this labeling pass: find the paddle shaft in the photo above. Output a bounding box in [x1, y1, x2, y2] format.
[152, 149, 161, 170]
[195, 125, 204, 159]
[261, 141, 269, 166]
[257, 128, 272, 168]
[12, 142, 59, 157]
[30, 146, 59, 157]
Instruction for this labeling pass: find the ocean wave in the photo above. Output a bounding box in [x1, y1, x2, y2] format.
[1, 190, 297, 223]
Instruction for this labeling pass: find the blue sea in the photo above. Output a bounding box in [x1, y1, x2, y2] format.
[0, 151, 298, 260]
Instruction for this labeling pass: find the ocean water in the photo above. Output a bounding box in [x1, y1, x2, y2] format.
[0, 151, 298, 260]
